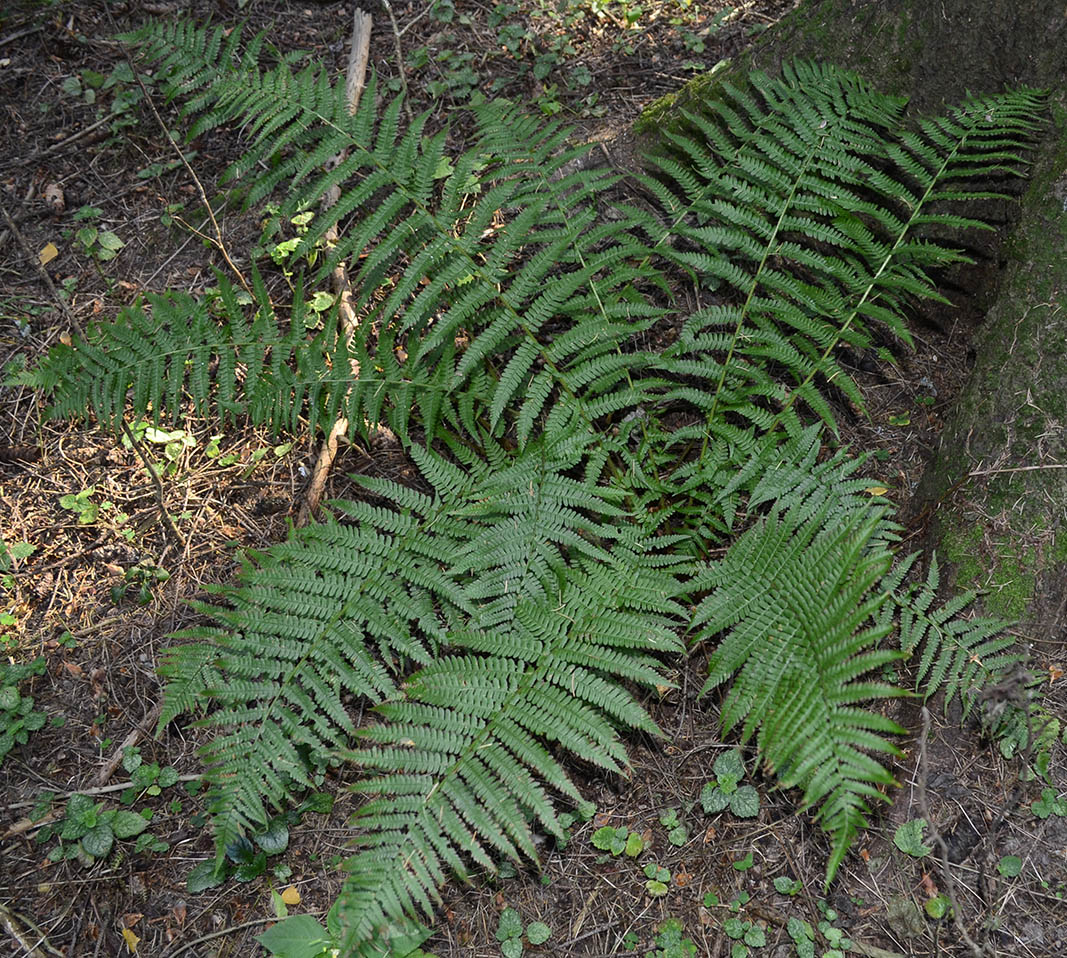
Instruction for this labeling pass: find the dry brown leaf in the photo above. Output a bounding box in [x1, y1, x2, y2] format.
[280, 886, 301, 906]
[44, 184, 65, 213]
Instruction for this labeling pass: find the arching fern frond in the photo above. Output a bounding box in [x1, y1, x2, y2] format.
[691, 500, 908, 884]
[880, 554, 1017, 715]
[336, 532, 685, 949]
[642, 61, 1044, 438]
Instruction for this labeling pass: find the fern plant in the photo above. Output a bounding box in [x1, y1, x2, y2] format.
[31, 17, 1045, 950]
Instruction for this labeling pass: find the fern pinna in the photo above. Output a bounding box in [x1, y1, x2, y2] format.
[32, 16, 1043, 950]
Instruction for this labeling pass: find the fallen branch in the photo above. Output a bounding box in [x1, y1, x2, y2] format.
[95, 699, 165, 786]
[297, 5, 373, 527]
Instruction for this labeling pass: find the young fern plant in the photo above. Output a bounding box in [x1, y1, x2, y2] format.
[31, 16, 1044, 949]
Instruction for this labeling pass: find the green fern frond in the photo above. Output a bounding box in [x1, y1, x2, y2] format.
[35, 271, 357, 439]
[336, 535, 684, 949]
[158, 501, 461, 852]
[691, 500, 907, 884]
[880, 554, 1017, 716]
[644, 63, 1042, 436]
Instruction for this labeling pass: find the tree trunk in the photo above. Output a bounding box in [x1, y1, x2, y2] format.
[641, 0, 1067, 641]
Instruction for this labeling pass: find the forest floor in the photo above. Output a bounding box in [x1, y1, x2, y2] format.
[1, 1, 1065, 956]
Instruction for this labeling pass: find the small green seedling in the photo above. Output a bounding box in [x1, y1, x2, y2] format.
[723, 915, 767, 954]
[186, 792, 334, 892]
[124, 420, 197, 477]
[1, 538, 34, 581]
[997, 855, 1023, 877]
[1031, 788, 1067, 819]
[651, 918, 696, 958]
[700, 751, 760, 818]
[493, 907, 550, 957]
[591, 824, 643, 857]
[924, 894, 951, 919]
[816, 900, 851, 956]
[34, 792, 164, 867]
[119, 747, 179, 803]
[75, 224, 125, 262]
[643, 861, 671, 897]
[111, 561, 169, 606]
[0, 658, 47, 764]
[787, 917, 816, 958]
[773, 875, 803, 896]
[659, 808, 689, 846]
[894, 818, 933, 858]
[60, 486, 109, 524]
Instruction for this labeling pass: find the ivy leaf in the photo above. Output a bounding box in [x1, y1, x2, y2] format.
[893, 819, 933, 858]
[81, 823, 114, 858]
[730, 785, 760, 818]
[526, 922, 551, 945]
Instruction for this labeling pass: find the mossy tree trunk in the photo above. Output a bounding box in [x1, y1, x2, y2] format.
[642, 0, 1067, 640]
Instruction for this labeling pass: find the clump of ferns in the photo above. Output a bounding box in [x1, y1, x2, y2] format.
[31, 19, 1047, 951]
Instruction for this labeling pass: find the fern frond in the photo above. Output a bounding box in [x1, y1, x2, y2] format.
[336, 534, 685, 948]
[35, 272, 351, 439]
[158, 501, 461, 852]
[642, 62, 1043, 437]
[691, 500, 907, 884]
[880, 554, 1016, 716]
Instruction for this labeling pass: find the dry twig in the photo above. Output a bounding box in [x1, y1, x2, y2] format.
[297, 7, 373, 526]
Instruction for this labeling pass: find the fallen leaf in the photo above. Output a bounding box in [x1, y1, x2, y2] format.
[44, 184, 65, 213]
[121, 927, 140, 953]
[280, 886, 300, 906]
[865, 486, 889, 496]
[62, 661, 84, 678]
[39, 242, 58, 266]
[122, 913, 143, 927]
[171, 902, 187, 923]
[920, 872, 939, 897]
[1049, 663, 1063, 685]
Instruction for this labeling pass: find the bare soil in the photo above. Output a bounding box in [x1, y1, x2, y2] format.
[0, 2, 1063, 957]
